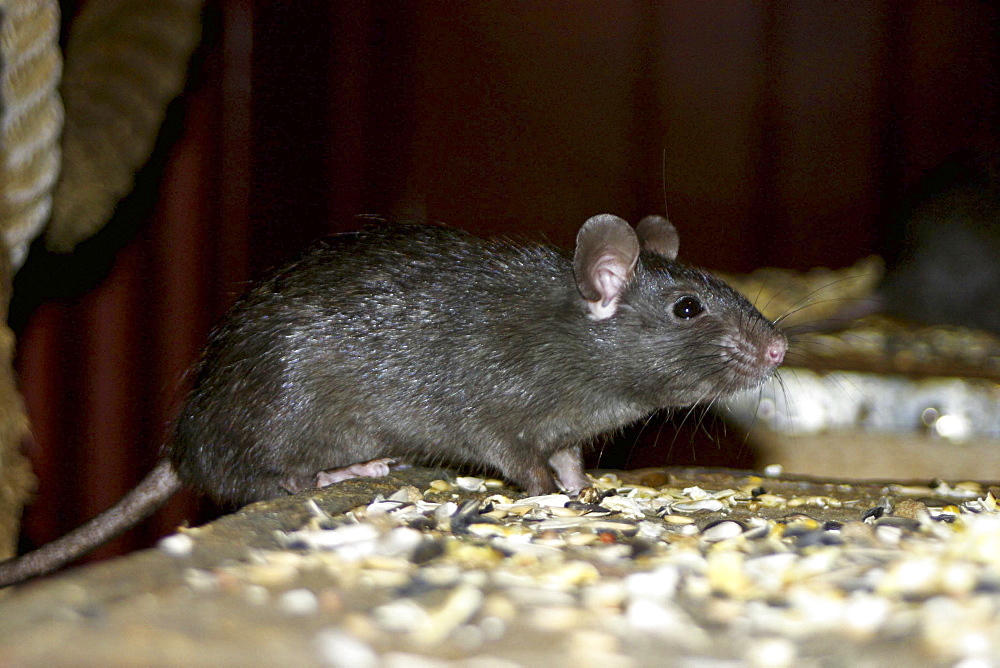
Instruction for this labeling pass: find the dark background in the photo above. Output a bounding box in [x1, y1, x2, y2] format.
[9, 1, 999, 564]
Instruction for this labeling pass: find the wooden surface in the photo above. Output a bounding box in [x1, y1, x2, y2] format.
[1, 465, 997, 666]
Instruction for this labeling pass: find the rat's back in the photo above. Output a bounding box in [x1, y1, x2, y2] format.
[169, 223, 586, 505]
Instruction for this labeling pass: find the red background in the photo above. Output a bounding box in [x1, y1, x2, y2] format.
[10, 1, 999, 564]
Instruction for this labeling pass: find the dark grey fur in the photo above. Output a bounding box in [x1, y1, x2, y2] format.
[172, 221, 784, 503]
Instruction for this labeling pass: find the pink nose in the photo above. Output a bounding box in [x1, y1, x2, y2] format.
[766, 339, 786, 366]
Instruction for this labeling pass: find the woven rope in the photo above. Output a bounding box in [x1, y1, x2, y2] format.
[46, 0, 203, 252]
[0, 0, 62, 269]
[0, 237, 31, 560]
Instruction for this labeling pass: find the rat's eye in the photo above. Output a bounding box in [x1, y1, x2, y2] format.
[672, 296, 704, 319]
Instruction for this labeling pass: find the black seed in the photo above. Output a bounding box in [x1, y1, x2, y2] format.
[410, 539, 446, 565]
[782, 524, 816, 538]
[449, 499, 489, 533]
[743, 525, 771, 540]
[861, 506, 885, 521]
[794, 530, 828, 548]
[565, 501, 612, 515]
[407, 517, 436, 531]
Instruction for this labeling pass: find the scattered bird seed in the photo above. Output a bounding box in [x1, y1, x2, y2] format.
[315, 628, 380, 668]
[280, 588, 319, 616]
[157, 533, 194, 557]
[180, 471, 1000, 664]
[701, 520, 747, 543]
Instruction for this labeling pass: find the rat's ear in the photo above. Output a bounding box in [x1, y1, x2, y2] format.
[573, 214, 640, 320]
[636, 214, 679, 261]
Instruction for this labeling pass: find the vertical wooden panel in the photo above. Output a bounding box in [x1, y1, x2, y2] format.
[896, 1, 999, 183]
[326, 1, 376, 226]
[77, 230, 144, 561]
[216, 0, 254, 295]
[756, 1, 890, 270]
[404, 2, 646, 247]
[145, 77, 219, 542]
[248, 0, 335, 274]
[655, 3, 768, 272]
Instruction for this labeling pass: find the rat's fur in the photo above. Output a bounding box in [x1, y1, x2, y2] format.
[0, 215, 785, 586]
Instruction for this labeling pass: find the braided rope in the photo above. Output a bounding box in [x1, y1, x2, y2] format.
[0, 0, 58, 558]
[46, 0, 203, 252]
[0, 0, 62, 269]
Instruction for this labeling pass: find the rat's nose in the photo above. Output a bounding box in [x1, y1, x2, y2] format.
[766, 337, 787, 366]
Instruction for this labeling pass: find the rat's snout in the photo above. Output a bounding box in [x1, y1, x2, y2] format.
[766, 336, 787, 366]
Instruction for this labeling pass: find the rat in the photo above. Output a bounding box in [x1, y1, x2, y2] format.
[875, 149, 1000, 334]
[815, 149, 1000, 335]
[0, 213, 786, 586]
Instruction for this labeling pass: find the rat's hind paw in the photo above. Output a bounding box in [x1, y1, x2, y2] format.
[315, 458, 396, 487]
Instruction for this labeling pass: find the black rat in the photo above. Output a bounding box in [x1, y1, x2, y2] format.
[816, 149, 1000, 335]
[0, 214, 786, 586]
[876, 149, 1000, 334]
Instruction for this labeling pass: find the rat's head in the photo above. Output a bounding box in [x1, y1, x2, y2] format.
[573, 214, 786, 406]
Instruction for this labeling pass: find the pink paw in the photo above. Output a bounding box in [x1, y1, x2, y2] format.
[315, 458, 396, 487]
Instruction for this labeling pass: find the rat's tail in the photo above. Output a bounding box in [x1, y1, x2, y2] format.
[0, 459, 183, 587]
